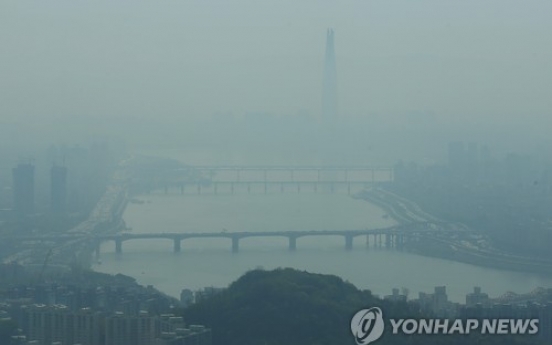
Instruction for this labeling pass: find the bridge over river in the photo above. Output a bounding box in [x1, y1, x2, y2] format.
[155, 165, 394, 195]
[7, 222, 469, 258]
[96, 222, 468, 255]
[8, 222, 467, 257]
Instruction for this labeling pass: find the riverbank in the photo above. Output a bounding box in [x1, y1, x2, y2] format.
[0, 160, 181, 306]
[2, 162, 130, 269]
[359, 186, 552, 276]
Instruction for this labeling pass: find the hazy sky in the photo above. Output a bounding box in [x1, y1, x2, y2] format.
[1, 0, 551, 132]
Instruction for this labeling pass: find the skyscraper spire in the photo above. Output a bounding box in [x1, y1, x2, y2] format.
[322, 28, 338, 121]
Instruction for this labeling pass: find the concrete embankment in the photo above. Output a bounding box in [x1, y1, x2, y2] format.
[357, 187, 442, 224]
[358, 187, 552, 276]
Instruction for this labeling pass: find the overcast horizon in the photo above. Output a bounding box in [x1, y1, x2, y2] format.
[1, 0, 552, 156]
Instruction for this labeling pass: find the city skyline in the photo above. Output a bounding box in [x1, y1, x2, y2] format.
[1, 2, 552, 344]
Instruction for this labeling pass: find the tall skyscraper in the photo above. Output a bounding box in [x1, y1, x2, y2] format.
[322, 28, 338, 121]
[51, 165, 68, 214]
[12, 163, 35, 216]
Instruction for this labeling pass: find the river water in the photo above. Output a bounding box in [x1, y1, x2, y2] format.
[93, 189, 552, 303]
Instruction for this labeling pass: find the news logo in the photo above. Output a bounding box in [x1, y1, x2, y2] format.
[351, 307, 539, 343]
[350, 307, 385, 345]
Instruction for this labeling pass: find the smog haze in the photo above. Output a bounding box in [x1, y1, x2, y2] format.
[2, 0, 552, 160]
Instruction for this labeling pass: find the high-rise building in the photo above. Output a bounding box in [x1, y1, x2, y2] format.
[51, 165, 67, 214]
[105, 311, 158, 345]
[322, 28, 338, 121]
[26, 305, 102, 345]
[12, 163, 35, 216]
[466, 286, 489, 307]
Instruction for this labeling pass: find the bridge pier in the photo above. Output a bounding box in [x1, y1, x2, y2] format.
[232, 237, 240, 253]
[365, 235, 369, 248]
[280, 183, 284, 193]
[345, 235, 353, 250]
[197, 184, 201, 194]
[115, 239, 122, 254]
[94, 241, 101, 260]
[347, 183, 351, 195]
[174, 239, 181, 253]
[385, 234, 391, 248]
[297, 184, 300, 193]
[397, 234, 404, 250]
[289, 237, 297, 251]
[247, 183, 251, 193]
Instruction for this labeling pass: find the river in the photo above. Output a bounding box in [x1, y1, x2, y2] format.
[93, 189, 552, 303]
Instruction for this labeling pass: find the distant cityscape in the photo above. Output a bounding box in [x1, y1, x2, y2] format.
[2, 261, 551, 344]
[1, 19, 551, 345]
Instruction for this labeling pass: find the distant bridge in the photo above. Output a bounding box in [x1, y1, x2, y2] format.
[176, 165, 393, 181]
[96, 222, 465, 255]
[9, 222, 465, 256]
[169, 181, 377, 195]
[157, 165, 394, 195]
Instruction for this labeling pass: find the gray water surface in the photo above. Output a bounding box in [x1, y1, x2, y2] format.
[93, 193, 552, 302]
